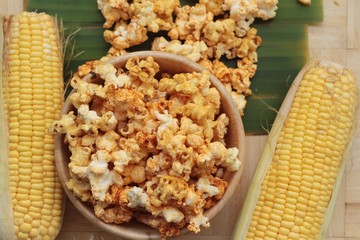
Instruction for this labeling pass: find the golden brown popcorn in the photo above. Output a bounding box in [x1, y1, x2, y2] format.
[168, 3, 214, 40]
[146, 152, 172, 176]
[211, 59, 254, 95]
[49, 111, 77, 134]
[95, 63, 131, 89]
[202, 175, 228, 209]
[237, 28, 262, 62]
[96, 0, 279, 125]
[95, 130, 120, 152]
[97, 0, 130, 28]
[98, 111, 118, 131]
[153, 0, 180, 20]
[152, 37, 208, 62]
[94, 201, 133, 224]
[68, 145, 92, 167]
[81, 134, 97, 147]
[196, 58, 255, 115]
[103, 85, 147, 120]
[51, 57, 242, 239]
[145, 176, 189, 207]
[130, 0, 179, 33]
[69, 80, 105, 109]
[223, 0, 278, 37]
[213, 113, 229, 142]
[255, 0, 279, 20]
[66, 178, 93, 202]
[199, 0, 225, 16]
[104, 47, 128, 61]
[125, 56, 160, 97]
[126, 56, 159, 81]
[203, 18, 242, 59]
[104, 20, 148, 50]
[196, 177, 220, 198]
[73, 60, 102, 78]
[136, 214, 186, 240]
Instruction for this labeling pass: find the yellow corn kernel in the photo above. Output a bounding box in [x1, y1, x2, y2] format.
[1, 12, 64, 240]
[232, 60, 358, 240]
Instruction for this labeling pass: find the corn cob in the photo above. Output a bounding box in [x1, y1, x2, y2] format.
[232, 60, 358, 239]
[1, 12, 64, 240]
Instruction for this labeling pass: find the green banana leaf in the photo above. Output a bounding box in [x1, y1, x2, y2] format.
[26, 0, 323, 134]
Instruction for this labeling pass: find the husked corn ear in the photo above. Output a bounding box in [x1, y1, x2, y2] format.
[1, 12, 64, 240]
[232, 60, 358, 240]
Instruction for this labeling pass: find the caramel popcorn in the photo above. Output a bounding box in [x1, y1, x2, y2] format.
[97, 1, 279, 118]
[51, 57, 241, 239]
[97, 0, 130, 28]
[152, 37, 208, 62]
[129, 0, 179, 33]
[199, 0, 225, 16]
[168, 3, 214, 40]
[223, 0, 278, 37]
[103, 20, 148, 50]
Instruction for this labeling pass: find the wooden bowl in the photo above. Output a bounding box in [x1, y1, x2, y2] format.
[54, 51, 246, 240]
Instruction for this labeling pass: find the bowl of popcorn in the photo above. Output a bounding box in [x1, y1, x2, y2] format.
[52, 51, 245, 239]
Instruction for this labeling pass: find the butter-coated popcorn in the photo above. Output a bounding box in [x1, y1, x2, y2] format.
[152, 37, 208, 62]
[135, 213, 186, 238]
[223, 0, 278, 37]
[97, 0, 278, 122]
[187, 213, 210, 233]
[168, 3, 214, 40]
[199, 0, 225, 16]
[130, 0, 179, 33]
[51, 57, 241, 239]
[196, 177, 220, 198]
[203, 18, 242, 59]
[97, 0, 130, 28]
[104, 20, 148, 50]
[66, 178, 93, 202]
[94, 201, 133, 224]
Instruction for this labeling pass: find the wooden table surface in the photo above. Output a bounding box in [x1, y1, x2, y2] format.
[1, 0, 360, 239]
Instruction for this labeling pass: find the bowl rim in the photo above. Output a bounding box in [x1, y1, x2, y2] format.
[55, 51, 246, 240]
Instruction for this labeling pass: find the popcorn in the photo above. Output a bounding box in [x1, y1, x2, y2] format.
[88, 163, 113, 201]
[203, 18, 242, 59]
[97, 0, 130, 28]
[199, 0, 225, 16]
[127, 186, 149, 208]
[168, 3, 214, 40]
[223, 0, 278, 37]
[94, 201, 133, 224]
[161, 207, 185, 223]
[152, 37, 208, 62]
[187, 213, 210, 233]
[129, 0, 179, 33]
[51, 57, 241, 239]
[92, 0, 280, 234]
[135, 214, 186, 238]
[95, 130, 120, 152]
[97, 0, 278, 122]
[95, 63, 131, 88]
[196, 177, 220, 198]
[104, 20, 148, 50]
[213, 113, 230, 142]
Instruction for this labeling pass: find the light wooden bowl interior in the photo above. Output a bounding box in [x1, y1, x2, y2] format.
[54, 51, 246, 240]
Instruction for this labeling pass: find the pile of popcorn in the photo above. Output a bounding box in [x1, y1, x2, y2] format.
[96, 0, 279, 115]
[51, 57, 241, 238]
